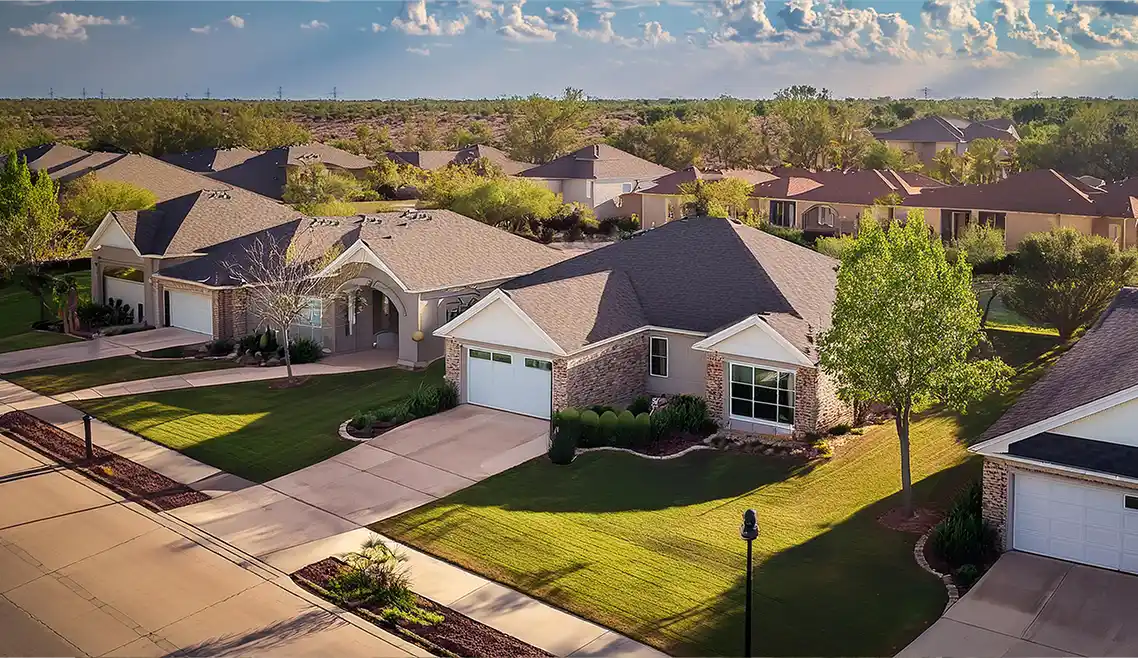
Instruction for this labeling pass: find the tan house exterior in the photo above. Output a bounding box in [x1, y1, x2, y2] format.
[875, 116, 1019, 167]
[519, 144, 672, 220]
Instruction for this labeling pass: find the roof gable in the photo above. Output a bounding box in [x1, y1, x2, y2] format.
[85, 215, 140, 255]
[519, 144, 672, 181]
[434, 290, 565, 355]
[692, 315, 813, 366]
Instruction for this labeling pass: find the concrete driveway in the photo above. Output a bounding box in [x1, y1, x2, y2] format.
[898, 551, 1138, 657]
[0, 327, 209, 374]
[0, 434, 418, 658]
[171, 405, 548, 561]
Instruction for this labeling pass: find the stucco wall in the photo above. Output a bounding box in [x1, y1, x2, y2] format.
[645, 332, 708, 397]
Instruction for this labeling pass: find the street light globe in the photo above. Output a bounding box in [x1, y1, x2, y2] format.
[740, 509, 759, 541]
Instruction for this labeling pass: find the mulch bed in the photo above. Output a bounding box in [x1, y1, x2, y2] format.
[0, 411, 210, 512]
[877, 506, 943, 534]
[639, 431, 707, 457]
[293, 557, 552, 658]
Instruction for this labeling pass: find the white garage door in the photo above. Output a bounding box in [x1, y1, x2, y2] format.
[104, 276, 145, 323]
[1013, 472, 1138, 573]
[466, 348, 551, 419]
[166, 289, 214, 336]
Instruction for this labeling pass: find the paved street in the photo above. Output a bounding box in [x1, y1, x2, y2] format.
[0, 434, 420, 658]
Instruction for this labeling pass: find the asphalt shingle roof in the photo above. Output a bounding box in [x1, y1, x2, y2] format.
[905, 169, 1138, 218]
[875, 116, 1019, 143]
[755, 168, 943, 205]
[388, 145, 533, 175]
[637, 166, 778, 195]
[499, 216, 837, 355]
[518, 144, 673, 181]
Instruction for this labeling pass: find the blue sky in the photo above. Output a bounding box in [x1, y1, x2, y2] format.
[2, 1, 1138, 99]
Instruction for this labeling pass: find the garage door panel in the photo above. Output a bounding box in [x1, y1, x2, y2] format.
[1087, 509, 1122, 531]
[465, 348, 551, 419]
[1084, 546, 1121, 570]
[1086, 526, 1122, 550]
[1085, 488, 1121, 510]
[1019, 476, 1051, 497]
[1050, 519, 1084, 542]
[1123, 554, 1138, 573]
[167, 290, 213, 335]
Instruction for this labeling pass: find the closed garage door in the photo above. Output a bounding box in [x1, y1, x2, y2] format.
[1013, 472, 1138, 573]
[165, 289, 214, 336]
[104, 276, 145, 323]
[466, 348, 551, 419]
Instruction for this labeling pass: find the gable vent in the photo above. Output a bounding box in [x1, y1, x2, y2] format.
[204, 189, 232, 200]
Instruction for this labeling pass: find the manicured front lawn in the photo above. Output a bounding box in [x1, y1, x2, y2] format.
[974, 283, 1058, 336]
[7, 355, 239, 397]
[374, 331, 1064, 657]
[0, 272, 91, 353]
[75, 360, 443, 483]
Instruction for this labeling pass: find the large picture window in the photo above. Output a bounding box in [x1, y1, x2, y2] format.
[292, 297, 323, 344]
[729, 363, 795, 426]
[649, 336, 668, 377]
[769, 200, 796, 228]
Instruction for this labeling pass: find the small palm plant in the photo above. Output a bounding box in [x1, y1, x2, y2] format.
[328, 537, 442, 626]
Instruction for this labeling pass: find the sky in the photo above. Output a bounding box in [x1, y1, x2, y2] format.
[3, 0, 1138, 100]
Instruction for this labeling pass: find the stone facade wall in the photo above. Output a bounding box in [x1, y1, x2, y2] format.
[793, 367, 819, 437]
[212, 289, 248, 340]
[562, 334, 647, 409]
[813, 368, 854, 433]
[982, 458, 1010, 548]
[706, 352, 725, 420]
[444, 338, 462, 390]
[708, 358, 850, 440]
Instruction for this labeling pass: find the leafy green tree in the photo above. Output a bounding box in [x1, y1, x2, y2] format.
[859, 141, 922, 171]
[689, 98, 761, 169]
[506, 88, 592, 164]
[818, 212, 1012, 515]
[283, 162, 367, 206]
[0, 150, 33, 221]
[1011, 122, 1059, 172]
[1005, 228, 1138, 339]
[607, 116, 703, 170]
[447, 120, 495, 149]
[329, 125, 394, 161]
[60, 173, 157, 232]
[930, 147, 968, 185]
[0, 114, 55, 154]
[964, 138, 1005, 184]
[402, 115, 442, 150]
[953, 223, 1006, 267]
[678, 177, 753, 218]
[449, 177, 564, 235]
[228, 108, 310, 150]
[768, 87, 835, 168]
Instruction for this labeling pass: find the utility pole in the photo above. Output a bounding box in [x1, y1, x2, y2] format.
[277, 86, 283, 101]
[1032, 90, 1041, 99]
[205, 87, 211, 100]
[99, 88, 104, 100]
[82, 87, 87, 100]
[48, 87, 53, 100]
[332, 86, 338, 101]
[920, 86, 931, 100]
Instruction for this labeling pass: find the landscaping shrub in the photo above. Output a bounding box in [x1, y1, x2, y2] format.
[627, 395, 651, 416]
[206, 338, 235, 356]
[402, 383, 442, 419]
[828, 423, 852, 436]
[579, 410, 601, 447]
[930, 480, 999, 568]
[372, 405, 407, 424]
[813, 437, 834, 459]
[955, 564, 981, 589]
[239, 330, 278, 354]
[437, 379, 459, 412]
[549, 408, 580, 465]
[589, 404, 617, 417]
[816, 236, 854, 260]
[327, 538, 441, 626]
[288, 337, 323, 364]
[633, 412, 651, 447]
[349, 411, 376, 431]
[77, 299, 133, 329]
[599, 410, 619, 445]
[615, 410, 636, 448]
[954, 223, 1006, 267]
[761, 224, 810, 246]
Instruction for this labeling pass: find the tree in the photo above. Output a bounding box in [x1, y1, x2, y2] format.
[283, 162, 366, 207]
[768, 88, 835, 168]
[953, 223, 1006, 267]
[228, 108, 310, 150]
[818, 212, 1012, 515]
[0, 150, 33, 221]
[447, 120, 494, 149]
[859, 141, 922, 171]
[330, 125, 394, 161]
[223, 232, 344, 382]
[678, 177, 753, 218]
[506, 88, 592, 164]
[930, 147, 968, 185]
[448, 177, 564, 235]
[689, 98, 761, 169]
[61, 173, 157, 232]
[964, 138, 1005, 184]
[826, 103, 873, 169]
[402, 115, 442, 150]
[607, 116, 703, 170]
[0, 113, 54, 154]
[1004, 228, 1138, 339]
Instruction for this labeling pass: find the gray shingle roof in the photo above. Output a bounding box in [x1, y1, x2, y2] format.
[9, 143, 92, 175]
[978, 288, 1138, 443]
[904, 169, 1137, 218]
[637, 166, 778, 196]
[518, 144, 673, 181]
[876, 116, 1019, 144]
[388, 145, 533, 175]
[500, 216, 837, 355]
[159, 209, 567, 292]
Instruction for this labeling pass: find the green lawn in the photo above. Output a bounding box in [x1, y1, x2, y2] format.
[75, 360, 443, 482]
[974, 282, 1058, 336]
[373, 331, 1065, 657]
[0, 271, 91, 353]
[7, 355, 239, 397]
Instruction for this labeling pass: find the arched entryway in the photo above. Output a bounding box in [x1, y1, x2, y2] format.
[341, 277, 405, 352]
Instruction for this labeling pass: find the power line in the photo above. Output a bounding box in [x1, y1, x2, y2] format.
[919, 86, 931, 100]
[205, 87, 211, 100]
[48, 87, 53, 100]
[1032, 90, 1041, 99]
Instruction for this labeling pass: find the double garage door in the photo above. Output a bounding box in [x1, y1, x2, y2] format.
[165, 289, 214, 336]
[466, 348, 552, 419]
[1013, 472, 1138, 574]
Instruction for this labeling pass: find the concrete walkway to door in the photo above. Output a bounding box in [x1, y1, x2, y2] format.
[898, 551, 1138, 658]
[0, 327, 209, 374]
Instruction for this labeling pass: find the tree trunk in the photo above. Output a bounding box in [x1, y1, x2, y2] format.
[282, 326, 294, 381]
[895, 408, 914, 517]
[979, 287, 999, 328]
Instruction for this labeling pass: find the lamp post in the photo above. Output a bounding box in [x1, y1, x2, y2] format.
[740, 509, 759, 658]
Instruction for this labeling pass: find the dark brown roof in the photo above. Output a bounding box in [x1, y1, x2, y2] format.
[755, 168, 942, 205]
[978, 287, 1138, 443]
[500, 216, 837, 354]
[387, 145, 533, 175]
[159, 147, 261, 174]
[518, 144, 672, 181]
[159, 209, 566, 292]
[903, 169, 1127, 216]
[637, 166, 778, 196]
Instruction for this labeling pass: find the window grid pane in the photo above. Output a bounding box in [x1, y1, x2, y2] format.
[728, 363, 795, 426]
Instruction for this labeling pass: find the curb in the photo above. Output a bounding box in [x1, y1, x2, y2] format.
[338, 419, 371, 443]
[914, 532, 960, 612]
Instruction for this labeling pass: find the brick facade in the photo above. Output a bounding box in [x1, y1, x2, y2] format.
[560, 333, 648, 409]
[212, 289, 248, 340]
[808, 367, 854, 434]
[444, 338, 462, 389]
[706, 352, 725, 419]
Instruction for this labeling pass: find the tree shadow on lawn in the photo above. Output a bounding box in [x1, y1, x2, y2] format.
[644, 461, 974, 657]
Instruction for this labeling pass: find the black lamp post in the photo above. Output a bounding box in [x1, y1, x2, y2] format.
[740, 508, 759, 658]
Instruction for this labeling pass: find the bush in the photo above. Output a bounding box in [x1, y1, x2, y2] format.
[614, 410, 636, 448]
[627, 395, 651, 416]
[549, 408, 580, 464]
[956, 564, 981, 589]
[589, 404, 617, 417]
[828, 423, 851, 436]
[816, 236, 854, 260]
[288, 337, 323, 364]
[930, 481, 999, 568]
[813, 438, 834, 458]
[598, 410, 619, 444]
[954, 223, 1006, 266]
[437, 379, 459, 412]
[327, 537, 441, 626]
[633, 412, 652, 447]
[761, 223, 810, 246]
[206, 338, 235, 356]
[77, 299, 134, 329]
[579, 410, 601, 448]
[349, 411, 375, 431]
[403, 383, 442, 419]
[240, 330, 278, 354]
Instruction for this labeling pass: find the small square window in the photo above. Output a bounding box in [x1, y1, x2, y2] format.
[470, 349, 491, 360]
[525, 358, 552, 371]
[1126, 495, 1138, 511]
[492, 352, 512, 364]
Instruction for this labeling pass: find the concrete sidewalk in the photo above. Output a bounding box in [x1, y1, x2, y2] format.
[54, 349, 398, 402]
[0, 327, 209, 375]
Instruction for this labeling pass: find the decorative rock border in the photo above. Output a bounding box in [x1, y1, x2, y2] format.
[338, 419, 372, 443]
[131, 352, 236, 363]
[576, 444, 715, 461]
[914, 531, 960, 612]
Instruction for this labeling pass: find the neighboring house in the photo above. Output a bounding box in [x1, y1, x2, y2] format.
[903, 169, 1138, 249]
[974, 288, 1138, 574]
[434, 216, 851, 435]
[387, 145, 533, 175]
[161, 143, 375, 200]
[518, 144, 673, 219]
[152, 209, 565, 368]
[875, 115, 1019, 166]
[4, 142, 93, 176]
[753, 168, 945, 235]
[622, 166, 778, 229]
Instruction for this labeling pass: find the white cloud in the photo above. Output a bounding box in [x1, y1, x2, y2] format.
[371, 23, 386, 32]
[301, 19, 329, 30]
[226, 15, 245, 29]
[1051, 1, 1138, 50]
[190, 25, 213, 34]
[496, 1, 557, 41]
[541, 5, 673, 46]
[406, 46, 431, 56]
[10, 12, 130, 41]
[640, 20, 675, 46]
[920, 0, 999, 57]
[391, 0, 469, 36]
[993, 0, 1076, 57]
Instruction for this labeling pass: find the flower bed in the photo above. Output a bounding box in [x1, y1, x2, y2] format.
[344, 381, 459, 440]
[0, 411, 210, 512]
[293, 557, 551, 658]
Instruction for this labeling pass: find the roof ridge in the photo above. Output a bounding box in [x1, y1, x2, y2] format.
[1050, 169, 1092, 204]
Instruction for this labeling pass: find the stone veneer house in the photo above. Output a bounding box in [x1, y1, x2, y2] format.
[974, 288, 1138, 574]
[434, 216, 851, 436]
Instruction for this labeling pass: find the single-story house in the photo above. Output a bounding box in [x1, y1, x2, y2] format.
[151, 209, 565, 368]
[975, 288, 1138, 574]
[161, 143, 375, 200]
[875, 115, 1019, 166]
[903, 169, 1138, 249]
[434, 216, 851, 435]
[387, 145, 533, 175]
[622, 166, 779, 229]
[518, 144, 673, 220]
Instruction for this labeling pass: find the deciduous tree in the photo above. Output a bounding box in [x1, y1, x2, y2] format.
[506, 88, 592, 164]
[61, 173, 157, 231]
[678, 177, 753, 218]
[819, 213, 1012, 516]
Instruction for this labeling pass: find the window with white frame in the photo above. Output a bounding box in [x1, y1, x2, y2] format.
[769, 200, 796, 228]
[729, 363, 795, 426]
[803, 205, 836, 228]
[292, 297, 323, 344]
[649, 336, 668, 377]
